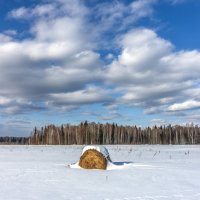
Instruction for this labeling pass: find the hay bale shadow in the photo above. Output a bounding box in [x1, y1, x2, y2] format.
[112, 161, 133, 166]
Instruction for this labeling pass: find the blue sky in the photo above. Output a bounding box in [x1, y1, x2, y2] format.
[0, 0, 200, 136]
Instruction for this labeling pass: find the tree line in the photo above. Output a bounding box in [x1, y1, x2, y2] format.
[28, 122, 200, 145]
[0, 137, 28, 144]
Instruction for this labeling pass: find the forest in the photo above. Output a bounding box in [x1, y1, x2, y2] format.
[0, 136, 28, 144]
[28, 122, 200, 145]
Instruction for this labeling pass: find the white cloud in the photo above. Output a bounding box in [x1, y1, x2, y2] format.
[118, 28, 173, 67]
[100, 111, 122, 121]
[9, 7, 29, 18]
[9, 1, 89, 19]
[1, 0, 200, 120]
[0, 1, 107, 115]
[168, 100, 200, 111]
[106, 53, 114, 60]
[0, 97, 44, 115]
[150, 118, 167, 126]
[106, 28, 200, 114]
[3, 29, 17, 36]
[0, 34, 12, 43]
[131, 0, 157, 18]
[48, 87, 108, 105]
[0, 96, 12, 106]
[46, 86, 111, 111]
[87, 0, 157, 45]
[9, 3, 58, 19]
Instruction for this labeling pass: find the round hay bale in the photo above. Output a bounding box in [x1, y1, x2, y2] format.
[79, 149, 107, 170]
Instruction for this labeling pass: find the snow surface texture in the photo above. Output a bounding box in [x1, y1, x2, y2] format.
[0, 145, 200, 200]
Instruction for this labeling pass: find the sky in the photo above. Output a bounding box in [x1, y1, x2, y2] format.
[0, 0, 200, 136]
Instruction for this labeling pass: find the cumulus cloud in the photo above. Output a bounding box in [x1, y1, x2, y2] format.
[1, 0, 199, 128]
[0, 96, 45, 115]
[84, 0, 158, 48]
[106, 28, 200, 114]
[46, 86, 112, 111]
[0, 0, 107, 116]
[168, 100, 200, 111]
[1, 0, 161, 118]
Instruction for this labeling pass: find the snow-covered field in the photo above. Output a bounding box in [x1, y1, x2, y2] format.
[0, 145, 200, 200]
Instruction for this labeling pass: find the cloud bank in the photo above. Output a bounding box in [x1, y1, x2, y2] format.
[0, 0, 200, 135]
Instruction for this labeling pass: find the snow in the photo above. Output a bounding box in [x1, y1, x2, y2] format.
[81, 145, 110, 158]
[0, 145, 200, 200]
